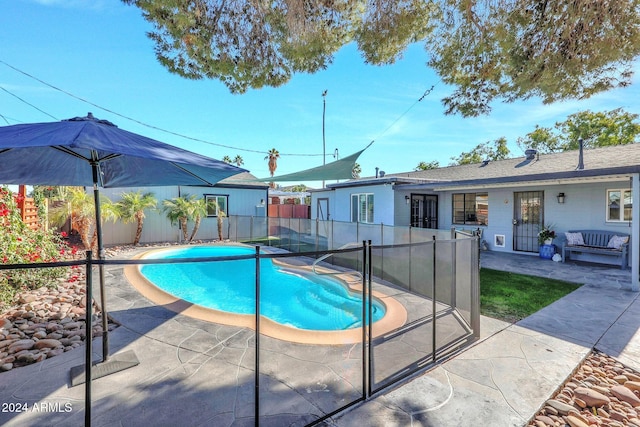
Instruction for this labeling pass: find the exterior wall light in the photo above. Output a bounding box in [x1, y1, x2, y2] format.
[557, 193, 565, 204]
[405, 195, 410, 205]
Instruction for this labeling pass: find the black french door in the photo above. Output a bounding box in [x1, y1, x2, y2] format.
[410, 194, 438, 229]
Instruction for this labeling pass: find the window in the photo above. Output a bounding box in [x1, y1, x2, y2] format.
[452, 193, 488, 225]
[351, 193, 374, 223]
[607, 189, 632, 222]
[205, 195, 228, 217]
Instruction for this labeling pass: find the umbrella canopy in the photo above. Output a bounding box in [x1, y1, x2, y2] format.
[0, 114, 247, 411]
[0, 113, 244, 187]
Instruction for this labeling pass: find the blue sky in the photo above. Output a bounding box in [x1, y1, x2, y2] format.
[2, 0, 640, 187]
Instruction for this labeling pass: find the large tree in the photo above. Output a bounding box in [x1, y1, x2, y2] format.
[450, 137, 510, 165]
[415, 160, 440, 171]
[517, 108, 640, 153]
[123, 0, 640, 116]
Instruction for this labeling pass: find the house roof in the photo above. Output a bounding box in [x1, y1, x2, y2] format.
[327, 144, 640, 191]
[215, 172, 269, 189]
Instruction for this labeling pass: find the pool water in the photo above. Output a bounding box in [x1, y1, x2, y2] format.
[140, 246, 386, 331]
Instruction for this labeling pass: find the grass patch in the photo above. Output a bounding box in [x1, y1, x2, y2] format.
[480, 268, 581, 323]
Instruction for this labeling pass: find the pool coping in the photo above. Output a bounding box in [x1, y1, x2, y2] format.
[123, 244, 408, 345]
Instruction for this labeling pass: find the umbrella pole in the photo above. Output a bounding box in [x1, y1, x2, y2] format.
[70, 173, 139, 387]
[93, 183, 109, 362]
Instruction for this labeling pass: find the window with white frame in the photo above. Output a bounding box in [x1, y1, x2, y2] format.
[351, 193, 374, 223]
[607, 189, 632, 222]
[205, 194, 228, 217]
[452, 193, 488, 225]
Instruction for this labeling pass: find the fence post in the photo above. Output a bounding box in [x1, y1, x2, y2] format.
[315, 218, 319, 253]
[451, 235, 457, 308]
[254, 245, 261, 426]
[84, 250, 93, 427]
[380, 223, 384, 281]
[471, 236, 481, 339]
[330, 220, 334, 252]
[409, 226, 413, 293]
[361, 240, 369, 399]
[432, 236, 437, 363]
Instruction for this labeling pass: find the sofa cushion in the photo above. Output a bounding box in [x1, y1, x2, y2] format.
[565, 232, 585, 246]
[607, 235, 629, 250]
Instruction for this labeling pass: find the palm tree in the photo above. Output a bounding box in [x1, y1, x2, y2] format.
[115, 191, 157, 245]
[222, 155, 232, 164]
[352, 162, 362, 179]
[233, 155, 244, 167]
[50, 187, 95, 251]
[163, 194, 217, 243]
[163, 194, 195, 242]
[217, 209, 226, 241]
[265, 148, 280, 188]
[187, 197, 217, 242]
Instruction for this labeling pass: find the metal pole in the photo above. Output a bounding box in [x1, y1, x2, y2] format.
[409, 226, 412, 292]
[315, 218, 319, 253]
[91, 162, 108, 362]
[254, 246, 260, 426]
[380, 223, 384, 281]
[361, 240, 368, 398]
[432, 236, 437, 363]
[367, 240, 373, 396]
[322, 90, 327, 189]
[471, 236, 481, 339]
[84, 251, 93, 427]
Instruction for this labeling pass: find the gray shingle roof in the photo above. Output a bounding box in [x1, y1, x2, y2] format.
[328, 144, 640, 189]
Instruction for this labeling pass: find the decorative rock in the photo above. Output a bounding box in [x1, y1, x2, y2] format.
[33, 339, 62, 350]
[565, 414, 589, 427]
[16, 352, 38, 363]
[528, 351, 640, 427]
[612, 385, 640, 407]
[47, 348, 64, 358]
[0, 263, 116, 373]
[573, 387, 610, 407]
[63, 321, 82, 330]
[546, 399, 575, 415]
[8, 339, 35, 353]
[534, 415, 555, 426]
[614, 375, 628, 384]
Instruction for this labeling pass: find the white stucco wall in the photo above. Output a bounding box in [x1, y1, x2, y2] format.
[313, 178, 634, 255]
[99, 185, 268, 245]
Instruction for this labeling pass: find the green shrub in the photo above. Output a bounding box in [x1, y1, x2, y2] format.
[0, 186, 74, 310]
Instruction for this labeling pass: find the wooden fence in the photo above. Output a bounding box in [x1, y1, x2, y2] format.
[268, 204, 310, 219]
[17, 185, 40, 231]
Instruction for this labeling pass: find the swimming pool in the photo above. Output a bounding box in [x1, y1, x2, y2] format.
[137, 245, 385, 331]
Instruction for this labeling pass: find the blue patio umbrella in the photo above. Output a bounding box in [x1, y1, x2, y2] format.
[0, 113, 245, 423]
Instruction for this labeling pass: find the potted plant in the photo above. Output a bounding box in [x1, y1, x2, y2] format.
[538, 225, 556, 246]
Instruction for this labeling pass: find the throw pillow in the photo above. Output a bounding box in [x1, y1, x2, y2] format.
[607, 235, 629, 250]
[564, 232, 584, 246]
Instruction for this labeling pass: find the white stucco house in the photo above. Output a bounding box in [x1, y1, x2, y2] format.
[311, 144, 640, 289]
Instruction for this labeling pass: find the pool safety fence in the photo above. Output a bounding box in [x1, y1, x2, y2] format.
[1, 234, 479, 427]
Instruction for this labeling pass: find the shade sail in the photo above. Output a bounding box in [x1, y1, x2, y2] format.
[258, 143, 371, 182]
